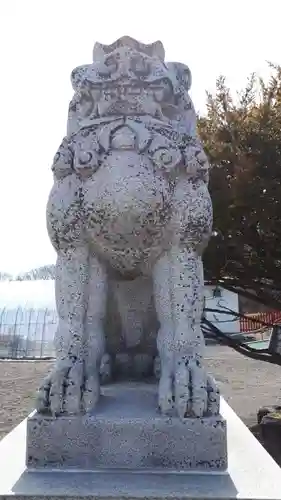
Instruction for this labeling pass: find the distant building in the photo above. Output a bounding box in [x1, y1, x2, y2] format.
[204, 284, 240, 334]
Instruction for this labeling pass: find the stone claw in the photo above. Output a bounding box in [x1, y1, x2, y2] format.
[157, 356, 220, 419]
[82, 375, 100, 412]
[36, 357, 100, 416]
[158, 373, 174, 415]
[206, 373, 220, 415]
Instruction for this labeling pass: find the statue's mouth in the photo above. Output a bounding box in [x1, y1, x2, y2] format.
[97, 99, 163, 120]
[70, 77, 177, 124]
[95, 78, 174, 119]
[86, 77, 174, 103]
[102, 82, 169, 99]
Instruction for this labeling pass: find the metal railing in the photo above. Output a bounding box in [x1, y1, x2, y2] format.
[0, 307, 57, 359]
[2, 305, 280, 359]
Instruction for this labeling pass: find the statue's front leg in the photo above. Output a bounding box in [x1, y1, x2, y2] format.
[153, 253, 175, 414]
[36, 247, 106, 415]
[83, 253, 107, 411]
[153, 247, 220, 419]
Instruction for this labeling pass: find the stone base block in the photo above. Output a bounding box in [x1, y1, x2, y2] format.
[27, 383, 227, 471]
[1, 398, 281, 500]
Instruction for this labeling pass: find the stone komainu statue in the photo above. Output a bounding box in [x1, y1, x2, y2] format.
[37, 36, 219, 418]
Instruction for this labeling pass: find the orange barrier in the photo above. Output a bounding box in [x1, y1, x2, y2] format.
[240, 311, 281, 333]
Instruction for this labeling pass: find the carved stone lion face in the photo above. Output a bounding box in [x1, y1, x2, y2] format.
[69, 37, 191, 126]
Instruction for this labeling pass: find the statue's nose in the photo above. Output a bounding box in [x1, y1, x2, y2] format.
[117, 53, 150, 78]
[129, 55, 150, 77]
[117, 58, 130, 77]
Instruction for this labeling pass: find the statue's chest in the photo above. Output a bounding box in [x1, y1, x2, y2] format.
[70, 120, 182, 225]
[83, 151, 173, 241]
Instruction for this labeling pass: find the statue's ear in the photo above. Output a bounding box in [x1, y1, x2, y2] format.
[150, 40, 165, 61]
[166, 62, 192, 91]
[92, 42, 107, 61]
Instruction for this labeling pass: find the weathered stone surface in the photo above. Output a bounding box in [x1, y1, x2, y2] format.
[28, 384, 227, 470]
[37, 35, 219, 421]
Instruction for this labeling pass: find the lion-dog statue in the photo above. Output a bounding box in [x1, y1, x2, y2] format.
[36, 36, 219, 419]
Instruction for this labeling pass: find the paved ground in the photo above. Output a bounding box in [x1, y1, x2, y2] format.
[0, 347, 280, 462]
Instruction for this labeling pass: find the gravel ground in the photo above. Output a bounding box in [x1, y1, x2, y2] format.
[205, 345, 281, 428]
[0, 347, 280, 462]
[0, 360, 52, 439]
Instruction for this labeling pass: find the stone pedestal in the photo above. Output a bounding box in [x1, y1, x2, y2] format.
[27, 383, 227, 471]
[1, 398, 281, 500]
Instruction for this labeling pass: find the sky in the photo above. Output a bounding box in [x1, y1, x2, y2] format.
[0, 0, 280, 274]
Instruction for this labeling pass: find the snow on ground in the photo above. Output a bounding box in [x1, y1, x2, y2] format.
[0, 280, 55, 310]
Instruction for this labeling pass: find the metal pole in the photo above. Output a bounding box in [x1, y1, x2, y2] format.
[41, 308, 48, 358]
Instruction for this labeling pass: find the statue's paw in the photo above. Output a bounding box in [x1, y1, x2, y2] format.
[36, 357, 73, 415]
[63, 360, 84, 414]
[206, 373, 220, 415]
[36, 357, 100, 416]
[36, 373, 53, 414]
[174, 357, 220, 419]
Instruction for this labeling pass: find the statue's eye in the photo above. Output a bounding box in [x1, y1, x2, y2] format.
[105, 56, 118, 70]
[80, 91, 91, 104]
[131, 55, 150, 77]
[98, 56, 118, 76]
[54, 152, 60, 164]
[103, 88, 118, 98]
[162, 78, 171, 86]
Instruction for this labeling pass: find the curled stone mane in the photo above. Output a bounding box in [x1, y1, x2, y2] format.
[93, 36, 165, 60]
